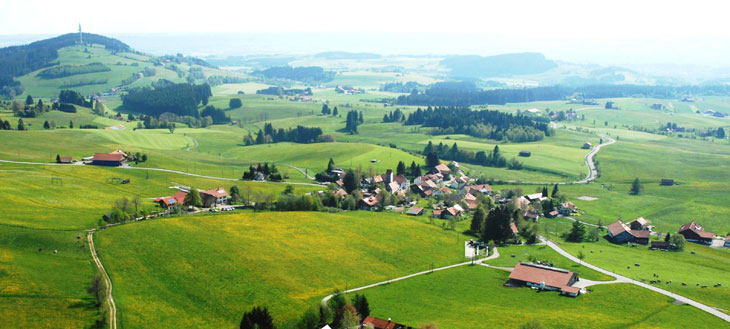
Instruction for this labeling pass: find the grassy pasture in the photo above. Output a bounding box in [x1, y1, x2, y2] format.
[353, 265, 728, 328]
[556, 238, 730, 314]
[96, 211, 473, 328]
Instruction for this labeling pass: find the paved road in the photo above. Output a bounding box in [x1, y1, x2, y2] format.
[541, 236, 730, 323]
[575, 135, 615, 184]
[88, 230, 117, 329]
[0, 159, 323, 187]
[322, 247, 501, 306]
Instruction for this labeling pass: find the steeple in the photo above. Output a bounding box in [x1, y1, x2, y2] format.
[78, 23, 83, 44]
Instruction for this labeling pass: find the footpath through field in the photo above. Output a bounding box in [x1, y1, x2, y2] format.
[321, 247, 501, 306]
[88, 230, 117, 329]
[540, 236, 730, 323]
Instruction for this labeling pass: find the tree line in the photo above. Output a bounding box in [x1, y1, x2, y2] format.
[243, 123, 332, 145]
[405, 106, 552, 142]
[121, 82, 212, 117]
[256, 86, 312, 96]
[396, 83, 730, 106]
[37, 62, 111, 79]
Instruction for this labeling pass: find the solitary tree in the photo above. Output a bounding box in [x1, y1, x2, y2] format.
[168, 122, 176, 134]
[577, 250, 585, 265]
[56, 154, 61, 163]
[567, 220, 586, 242]
[25, 95, 34, 105]
[230, 185, 241, 202]
[717, 127, 726, 139]
[229, 98, 243, 109]
[630, 178, 643, 195]
[43, 120, 50, 129]
[69, 120, 74, 128]
[184, 188, 203, 207]
[17, 119, 25, 131]
[670, 234, 686, 250]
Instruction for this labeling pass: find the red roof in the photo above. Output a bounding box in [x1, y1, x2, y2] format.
[58, 156, 73, 163]
[363, 316, 397, 329]
[362, 196, 378, 206]
[202, 187, 228, 198]
[93, 153, 124, 162]
[607, 220, 628, 237]
[435, 163, 450, 173]
[509, 262, 576, 289]
[630, 230, 650, 239]
[157, 190, 187, 207]
[678, 222, 715, 238]
[510, 222, 519, 235]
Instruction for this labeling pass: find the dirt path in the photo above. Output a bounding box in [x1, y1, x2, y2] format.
[88, 230, 117, 329]
[321, 247, 501, 306]
[541, 236, 730, 323]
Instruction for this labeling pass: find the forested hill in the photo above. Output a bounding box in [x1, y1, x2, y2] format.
[0, 33, 131, 79]
[441, 53, 557, 78]
[397, 83, 730, 106]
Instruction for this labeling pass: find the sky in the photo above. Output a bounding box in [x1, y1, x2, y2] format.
[2, 0, 730, 66]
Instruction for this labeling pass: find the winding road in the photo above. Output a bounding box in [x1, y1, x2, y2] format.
[575, 135, 615, 184]
[87, 230, 117, 329]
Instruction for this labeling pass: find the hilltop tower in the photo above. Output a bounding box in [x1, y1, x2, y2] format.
[78, 24, 83, 44]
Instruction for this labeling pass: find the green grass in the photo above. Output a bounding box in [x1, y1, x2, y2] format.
[352, 265, 728, 328]
[556, 237, 730, 314]
[485, 244, 614, 281]
[0, 225, 98, 328]
[96, 211, 473, 328]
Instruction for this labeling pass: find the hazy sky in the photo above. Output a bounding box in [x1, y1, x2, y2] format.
[2, 0, 729, 66]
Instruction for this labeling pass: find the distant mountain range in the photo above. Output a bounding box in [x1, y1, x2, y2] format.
[441, 53, 557, 78]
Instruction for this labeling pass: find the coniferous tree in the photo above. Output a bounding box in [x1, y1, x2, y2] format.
[396, 161, 406, 176]
[470, 205, 487, 233]
[567, 220, 586, 242]
[17, 118, 25, 130]
[240, 306, 275, 329]
[425, 152, 440, 169]
[321, 104, 330, 115]
[332, 107, 338, 116]
[43, 120, 50, 129]
[327, 158, 336, 172]
[630, 178, 643, 195]
[551, 184, 559, 198]
[69, 120, 74, 128]
[541, 186, 548, 197]
[482, 206, 512, 243]
[25, 95, 34, 105]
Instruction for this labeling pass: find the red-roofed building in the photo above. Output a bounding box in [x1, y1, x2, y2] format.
[607, 220, 649, 245]
[434, 163, 451, 177]
[201, 187, 229, 208]
[678, 222, 715, 245]
[360, 196, 379, 211]
[362, 316, 406, 329]
[92, 152, 125, 166]
[57, 156, 73, 164]
[509, 262, 580, 297]
[155, 190, 188, 209]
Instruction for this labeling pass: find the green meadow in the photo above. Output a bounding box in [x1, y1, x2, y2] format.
[96, 211, 473, 328]
[353, 265, 728, 329]
[555, 237, 730, 314]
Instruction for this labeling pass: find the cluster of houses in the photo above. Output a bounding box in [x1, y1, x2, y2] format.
[607, 217, 724, 248]
[154, 187, 230, 210]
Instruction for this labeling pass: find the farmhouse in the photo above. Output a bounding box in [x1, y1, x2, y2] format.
[461, 184, 492, 196]
[201, 187, 229, 208]
[508, 262, 581, 297]
[606, 220, 649, 245]
[523, 210, 540, 222]
[559, 202, 576, 215]
[660, 179, 674, 186]
[677, 222, 715, 245]
[628, 217, 651, 231]
[155, 190, 187, 209]
[406, 206, 424, 216]
[360, 196, 379, 211]
[518, 150, 531, 157]
[57, 156, 73, 164]
[362, 316, 406, 329]
[525, 192, 546, 202]
[91, 152, 126, 166]
[650, 241, 673, 250]
[434, 163, 451, 177]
